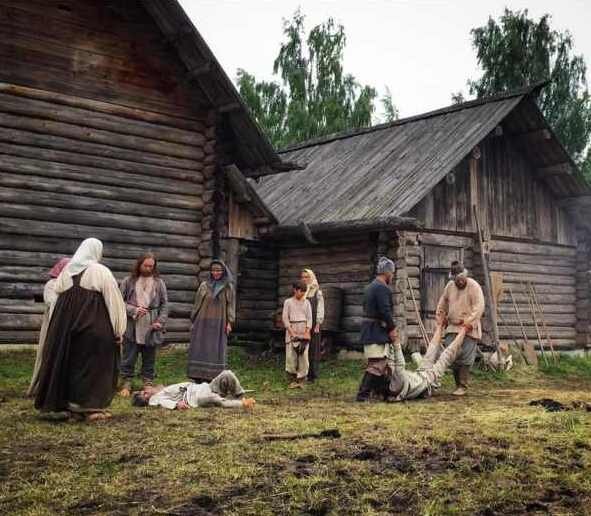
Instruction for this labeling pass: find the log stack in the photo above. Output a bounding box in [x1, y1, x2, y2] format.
[0, 82, 213, 345]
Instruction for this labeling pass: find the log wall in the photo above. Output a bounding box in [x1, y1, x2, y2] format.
[0, 0, 219, 344]
[233, 240, 278, 343]
[487, 239, 578, 351]
[278, 236, 376, 346]
[408, 132, 584, 351]
[414, 135, 577, 245]
[575, 229, 591, 349]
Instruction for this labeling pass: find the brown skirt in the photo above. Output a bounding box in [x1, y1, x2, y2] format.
[34, 274, 119, 413]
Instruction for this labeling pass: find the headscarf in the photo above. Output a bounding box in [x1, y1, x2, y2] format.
[377, 256, 395, 274]
[302, 268, 320, 298]
[49, 257, 70, 279]
[208, 258, 233, 299]
[209, 370, 245, 398]
[54, 238, 103, 292]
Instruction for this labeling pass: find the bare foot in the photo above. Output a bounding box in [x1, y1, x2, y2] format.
[86, 412, 112, 422]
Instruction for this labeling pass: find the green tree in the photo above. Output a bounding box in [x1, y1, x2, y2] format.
[451, 91, 465, 105]
[468, 9, 591, 179]
[237, 10, 396, 148]
[381, 87, 399, 122]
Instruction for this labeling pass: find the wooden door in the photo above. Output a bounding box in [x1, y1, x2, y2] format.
[421, 244, 465, 332]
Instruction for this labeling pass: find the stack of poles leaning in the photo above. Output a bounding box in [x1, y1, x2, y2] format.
[29, 238, 494, 422]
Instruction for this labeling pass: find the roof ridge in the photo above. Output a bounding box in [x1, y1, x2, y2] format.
[278, 81, 547, 154]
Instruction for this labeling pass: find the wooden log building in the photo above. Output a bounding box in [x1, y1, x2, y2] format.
[255, 84, 591, 352]
[1, 3, 590, 355]
[0, 0, 299, 345]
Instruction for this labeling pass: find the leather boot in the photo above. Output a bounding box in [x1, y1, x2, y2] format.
[356, 372, 374, 402]
[452, 366, 470, 396]
[371, 375, 389, 401]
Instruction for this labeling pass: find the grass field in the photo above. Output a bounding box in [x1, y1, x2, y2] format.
[1, 347, 591, 515]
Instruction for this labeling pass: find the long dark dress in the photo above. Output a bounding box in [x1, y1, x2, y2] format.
[187, 282, 233, 381]
[35, 273, 119, 413]
[307, 292, 322, 381]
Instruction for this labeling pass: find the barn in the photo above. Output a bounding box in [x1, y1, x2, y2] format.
[253, 84, 591, 353]
[0, 0, 297, 345]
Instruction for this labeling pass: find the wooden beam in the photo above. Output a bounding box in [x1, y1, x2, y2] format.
[186, 61, 212, 81]
[218, 102, 241, 113]
[537, 163, 572, 177]
[163, 26, 193, 48]
[514, 128, 552, 140]
[268, 216, 420, 241]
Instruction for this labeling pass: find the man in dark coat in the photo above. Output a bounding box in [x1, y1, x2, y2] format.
[356, 256, 397, 402]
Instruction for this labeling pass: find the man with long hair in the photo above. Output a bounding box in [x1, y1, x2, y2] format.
[119, 252, 169, 396]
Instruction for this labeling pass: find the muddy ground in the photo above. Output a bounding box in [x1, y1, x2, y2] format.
[1, 348, 590, 515]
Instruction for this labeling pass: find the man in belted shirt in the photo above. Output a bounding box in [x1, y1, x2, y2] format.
[356, 257, 397, 402]
[435, 261, 485, 396]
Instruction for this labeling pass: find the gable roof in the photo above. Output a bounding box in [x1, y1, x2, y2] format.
[253, 84, 589, 225]
[141, 0, 301, 177]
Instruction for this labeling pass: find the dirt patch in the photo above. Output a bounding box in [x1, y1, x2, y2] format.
[341, 440, 524, 476]
[529, 398, 591, 412]
[479, 486, 586, 515]
[529, 398, 568, 412]
[114, 452, 151, 465]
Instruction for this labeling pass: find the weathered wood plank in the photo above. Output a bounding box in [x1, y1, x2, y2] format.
[491, 251, 576, 267]
[0, 217, 201, 248]
[0, 330, 38, 344]
[0, 235, 201, 264]
[0, 182, 202, 223]
[492, 239, 576, 257]
[0, 142, 204, 183]
[0, 126, 201, 171]
[0, 202, 201, 237]
[0, 83, 206, 145]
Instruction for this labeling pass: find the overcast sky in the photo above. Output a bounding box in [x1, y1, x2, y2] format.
[179, 0, 591, 120]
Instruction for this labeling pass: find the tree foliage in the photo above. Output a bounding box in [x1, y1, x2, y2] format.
[468, 9, 591, 178]
[237, 10, 396, 148]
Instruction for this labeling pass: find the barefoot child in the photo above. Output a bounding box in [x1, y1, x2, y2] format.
[282, 280, 313, 389]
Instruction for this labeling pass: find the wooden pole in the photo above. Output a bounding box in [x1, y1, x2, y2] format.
[523, 282, 548, 366]
[472, 206, 501, 356]
[507, 286, 537, 365]
[528, 282, 558, 363]
[406, 277, 430, 349]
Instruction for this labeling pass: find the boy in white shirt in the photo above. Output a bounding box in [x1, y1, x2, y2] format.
[282, 280, 313, 389]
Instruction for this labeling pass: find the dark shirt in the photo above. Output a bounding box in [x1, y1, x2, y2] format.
[359, 279, 395, 345]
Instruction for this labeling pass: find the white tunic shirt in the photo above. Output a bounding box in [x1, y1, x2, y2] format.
[148, 382, 242, 409]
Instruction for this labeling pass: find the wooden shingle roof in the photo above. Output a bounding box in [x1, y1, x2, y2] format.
[254, 84, 589, 225]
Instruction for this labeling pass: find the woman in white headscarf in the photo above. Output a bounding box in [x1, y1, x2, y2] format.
[34, 238, 126, 422]
[300, 268, 325, 382]
[27, 257, 70, 397]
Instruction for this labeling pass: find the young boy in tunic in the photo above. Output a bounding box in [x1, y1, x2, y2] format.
[282, 280, 313, 389]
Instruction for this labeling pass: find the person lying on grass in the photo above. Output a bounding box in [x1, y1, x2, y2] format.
[384, 324, 470, 401]
[131, 370, 255, 410]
